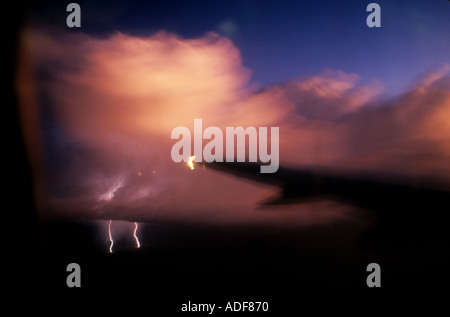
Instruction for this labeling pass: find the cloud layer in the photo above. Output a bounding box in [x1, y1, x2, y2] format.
[18, 28, 450, 226]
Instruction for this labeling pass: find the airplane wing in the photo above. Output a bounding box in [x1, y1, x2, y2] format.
[200, 161, 450, 247]
[202, 161, 450, 209]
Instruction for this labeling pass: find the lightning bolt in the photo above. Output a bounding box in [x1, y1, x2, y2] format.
[108, 220, 114, 253]
[133, 222, 141, 248]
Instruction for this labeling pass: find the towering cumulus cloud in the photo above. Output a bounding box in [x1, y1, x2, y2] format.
[17, 28, 450, 224]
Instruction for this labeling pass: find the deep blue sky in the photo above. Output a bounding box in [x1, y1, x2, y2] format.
[27, 0, 450, 95]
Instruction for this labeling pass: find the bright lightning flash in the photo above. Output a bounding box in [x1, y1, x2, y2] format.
[133, 222, 141, 248]
[108, 220, 114, 253]
[187, 156, 195, 170]
[107, 220, 141, 252]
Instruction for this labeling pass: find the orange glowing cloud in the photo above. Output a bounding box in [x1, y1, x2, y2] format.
[17, 28, 450, 224]
[31, 30, 255, 140]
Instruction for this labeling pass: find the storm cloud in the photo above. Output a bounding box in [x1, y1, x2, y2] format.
[17, 28, 450, 225]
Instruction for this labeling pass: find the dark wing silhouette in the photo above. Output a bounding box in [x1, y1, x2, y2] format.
[202, 161, 450, 249]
